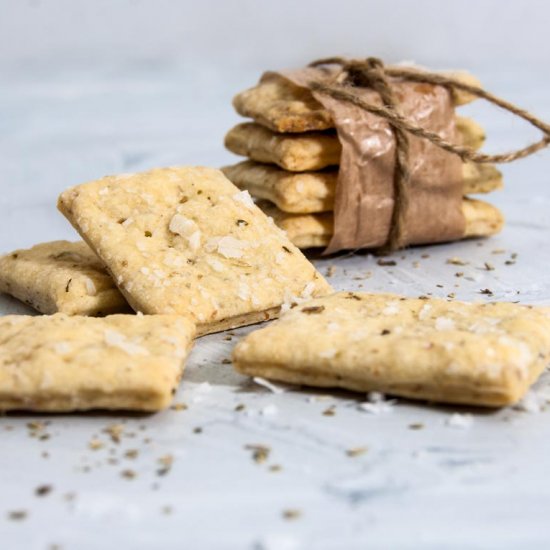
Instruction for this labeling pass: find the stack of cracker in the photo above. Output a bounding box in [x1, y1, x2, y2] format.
[222, 71, 505, 249]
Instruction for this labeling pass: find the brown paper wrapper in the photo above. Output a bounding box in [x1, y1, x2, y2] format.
[269, 67, 465, 253]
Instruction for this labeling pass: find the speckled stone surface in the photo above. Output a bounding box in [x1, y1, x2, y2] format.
[1, 60, 550, 550]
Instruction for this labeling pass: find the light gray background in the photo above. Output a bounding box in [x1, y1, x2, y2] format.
[1, 2, 550, 549]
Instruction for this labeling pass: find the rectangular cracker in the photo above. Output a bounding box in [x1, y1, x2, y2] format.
[233, 292, 550, 407]
[58, 167, 331, 335]
[0, 240, 129, 316]
[260, 198, 504, 249]
[222, 160, 502, 214]
[0, 313, 195, 412]
[224, 117, 485, 172]
[233, 71, 481, 133]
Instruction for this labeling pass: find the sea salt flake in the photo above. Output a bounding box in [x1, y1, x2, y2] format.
[104, 330, 149, 356]
[261, 404, 278, 416]
[514, 390, 543, 413]
[85, 278, 97, 296]
[169, 214, 201, 251]
[253, 376, 286, 394]
[435, 316, 455, 331]
[319, 349, 336, 359]
[53, 342, 71, 355]
[382, 301, 400, 316]
[446, 413, 474, 429]
[232, 190, 255, 209]
[206, 258, 224, 272]
[209, 236, 250, 259]
[358, 392, 396, 414]
[418, 304, 432, 321]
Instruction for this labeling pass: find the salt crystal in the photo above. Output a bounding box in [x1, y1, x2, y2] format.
[85, 278, 97, 296]
[104, 330, 149, 356]
[261, 404, 278, 416]
[446, 413, 474, 429]
[382, 301, 400, 316]
[418, 304, 432, 321]
[232, 190, 255, 209]
[514, 390, 543, 413]
[435, 316, 455, 331]
[253, 376, 285, 394]
[210, 236, 249, 259]
[53, 342, 71, 355]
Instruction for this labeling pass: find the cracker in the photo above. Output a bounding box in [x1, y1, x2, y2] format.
[233, 72, 481, 133]
[222, 161, 502, 214]
[224, 117, 484, 172]
[260, 198, 504, 249]
[456, 116, 485, 150]
[0, 313, 195, 412]
[58, 167, 331, 335]
[233, 292, 550, 407]
[222, 162, 337, 214]
[225, 123, 340, 171]
[462, 162, 503, 195]
[0, 240, 129, 316]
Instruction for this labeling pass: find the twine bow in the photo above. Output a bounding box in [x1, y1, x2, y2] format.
[308, 57, 550, 251]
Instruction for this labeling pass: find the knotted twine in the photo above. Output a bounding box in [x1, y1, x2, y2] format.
[307, 57, 550, 251]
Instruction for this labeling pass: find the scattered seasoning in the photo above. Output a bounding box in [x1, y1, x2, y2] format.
[171, 402, 188, 411]
[89, 438, 105, 451]
[193, 427, 203, 434]
[120, 469, 137, 480]
[455, 272, 464, 278]
[322, 406, 336, 416]
[480, 288, 494, 296]
[491, 249, 506, 254]
[326, 265, 336, 277]
[161, 505, 173, 515]
[35, 484, 53, 497]
[446, 257, 468, 266]
[124, 449, 139, 460]
[447, 293, 456, 299]
[301, 306, 325, 314]
[282, 509, 302, 521]
[244, 444, 271, 464]
[157, 454, 174, 476]
[505, 260, 516, 266]
[408, 423, 424, 430]
[104, 424, 124, 444]
[377, 258, 396, 266]
[484, 262, 495, 271]
[224, 335, 232, 341]
[7, 510, 27, 521]
[234, 403, 246, 412]
[269, 464, 282, 473]
[412, 261, 420, 268]
[421, 254, 430, 259]
[346, 447, 368, 457]
[380, 329, 391, 336]
[221, 358, 232, 365]
[236, 219, 248, 227]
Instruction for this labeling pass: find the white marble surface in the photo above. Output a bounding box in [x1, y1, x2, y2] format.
[1, 61, 550, 550]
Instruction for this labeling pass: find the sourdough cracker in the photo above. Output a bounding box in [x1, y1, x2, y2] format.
[58, 167, 331, 335]
[0, 240, 129, 315]
[233, 71, 481, 134]
[223, 161, 502, 214]
[261, 198, 504, 249]
[233, 292, 550, 407]
[0, 313, 195, 412]
[224, 118, 484, 172]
